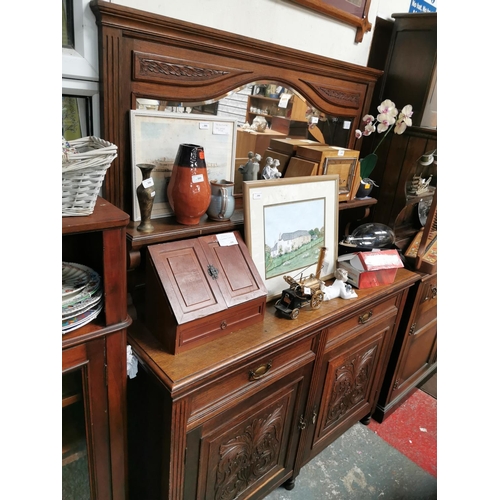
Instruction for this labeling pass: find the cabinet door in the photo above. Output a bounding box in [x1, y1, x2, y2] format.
[303, 315, 397, 463]
[184, 363, 313, 500]
[62, 339, 112, 500]
[391, 275, 437, 397]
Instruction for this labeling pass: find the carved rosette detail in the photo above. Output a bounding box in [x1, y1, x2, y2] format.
[139, 57, 230, 81]
[326, 346, 377, 426]
[214, 406, 284, 500]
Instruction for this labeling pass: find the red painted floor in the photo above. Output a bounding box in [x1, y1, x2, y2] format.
[368, 389, 437, 477]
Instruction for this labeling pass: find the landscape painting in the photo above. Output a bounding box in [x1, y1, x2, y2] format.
[243, 175, 339, 300]
[264, 199, 325, 280]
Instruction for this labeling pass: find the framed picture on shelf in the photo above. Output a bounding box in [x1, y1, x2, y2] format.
[130, 110, 237, 221]
[243, 175, 339, 300]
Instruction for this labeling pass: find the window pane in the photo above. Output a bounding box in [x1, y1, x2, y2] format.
[62, 0, 74, 49]
[62, 96, 92, 140]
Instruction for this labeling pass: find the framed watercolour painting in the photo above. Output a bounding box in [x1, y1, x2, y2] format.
[243, 175, 339, 300]
[130, 110, 237, 221]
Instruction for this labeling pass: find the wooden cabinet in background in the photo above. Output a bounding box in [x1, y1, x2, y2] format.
[246, 92, 308, 126]
[362, 12, 438, 249]
[373, 272, 437, 423]
[235, 128, 287, 166]
[62, 198, 132, 500]
[126, 269, 418, 499]
[370, 12, 437, 128]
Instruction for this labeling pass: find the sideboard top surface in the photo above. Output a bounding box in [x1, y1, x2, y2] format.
[129, 268, 419, 394]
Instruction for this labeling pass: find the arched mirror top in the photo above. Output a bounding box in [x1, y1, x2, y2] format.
[136, 81, 357, 149]
[91, 0, 383, 213]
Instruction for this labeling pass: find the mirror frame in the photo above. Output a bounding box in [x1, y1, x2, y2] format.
[91, 0, 382, 215]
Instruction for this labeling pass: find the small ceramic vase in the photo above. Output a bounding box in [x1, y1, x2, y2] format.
[207, 180, 235, 221]
[167, 144, 211, 225]
[136, 163, 156, 232]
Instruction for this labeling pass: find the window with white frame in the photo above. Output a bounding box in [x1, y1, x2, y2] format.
[62, 0, 99, 139]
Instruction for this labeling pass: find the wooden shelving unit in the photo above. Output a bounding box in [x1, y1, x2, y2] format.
[62, 197, 131, 500]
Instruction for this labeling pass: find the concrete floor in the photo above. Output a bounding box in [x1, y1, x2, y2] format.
[264, 422, 437, 500]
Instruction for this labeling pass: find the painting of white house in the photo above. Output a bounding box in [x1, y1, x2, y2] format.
[264, 198, 325, 280]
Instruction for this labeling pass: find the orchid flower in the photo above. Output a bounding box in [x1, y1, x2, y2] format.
[354, 100, 414, 180]
[394, 105, 414, 134]
[376, 113, 396, 133]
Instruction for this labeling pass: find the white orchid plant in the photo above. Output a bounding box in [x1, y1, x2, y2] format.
[355, 99, 413, 180]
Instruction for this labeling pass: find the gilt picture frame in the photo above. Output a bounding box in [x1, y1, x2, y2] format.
[243, 175, 339, 300]
[130, 110, 237, 221]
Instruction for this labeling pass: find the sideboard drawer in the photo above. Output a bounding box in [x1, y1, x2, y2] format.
[326, 295, 399, 344]
[188, 335, 317, 426]
[414, 275, 437, 331]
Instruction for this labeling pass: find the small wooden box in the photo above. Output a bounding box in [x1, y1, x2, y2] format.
[236, 128, 286, 161]
[145, 232, 267, 354]
[295, 145, 360, 201]
[284, 156, 319, 177]
[269, 138, 323, 156]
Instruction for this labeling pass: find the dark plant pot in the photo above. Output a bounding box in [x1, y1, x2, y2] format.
[356, 178, 376, 199]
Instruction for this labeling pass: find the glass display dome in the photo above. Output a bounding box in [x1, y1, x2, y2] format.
[341, 223, 395, 249]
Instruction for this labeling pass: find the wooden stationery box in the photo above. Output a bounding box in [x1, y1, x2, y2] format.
[145, 231, 267, 354]
[269, 137, 323, 155]
[295, 145, 360, 201]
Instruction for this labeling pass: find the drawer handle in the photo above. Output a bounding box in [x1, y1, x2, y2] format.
[249, 362, 272, 381]
[430, 285, 437, 299]
[220, 320, 227, 330]
[358, 310, 373, 324]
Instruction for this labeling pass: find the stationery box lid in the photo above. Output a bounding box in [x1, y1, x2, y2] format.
[296, 144, 360, 162]
[337, 249, 404, 271]
[269, 138, 322, 155]
[147, 231, 267, 325]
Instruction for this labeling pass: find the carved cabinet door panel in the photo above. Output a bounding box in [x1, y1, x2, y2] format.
[183, 363, 313, 500]
[302, 316, 397, 464]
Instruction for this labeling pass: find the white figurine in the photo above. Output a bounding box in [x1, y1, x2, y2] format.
[322, 268, 358, 300]
[261, 157, 282, 179]
[271, 159, 282, 178]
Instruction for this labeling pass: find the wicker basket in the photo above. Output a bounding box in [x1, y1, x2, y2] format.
[62, 136, 118, 216]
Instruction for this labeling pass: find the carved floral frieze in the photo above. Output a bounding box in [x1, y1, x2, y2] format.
[302, 80, 361, 109]
[325, 346, 377, 426]
[215, 405, 284, 500]
[133, 51, 249, 86]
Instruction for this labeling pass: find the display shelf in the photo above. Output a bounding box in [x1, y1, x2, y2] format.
[62, 197, 130, 500]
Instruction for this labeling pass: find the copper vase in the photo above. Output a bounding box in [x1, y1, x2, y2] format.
[167, 144, 211, 225]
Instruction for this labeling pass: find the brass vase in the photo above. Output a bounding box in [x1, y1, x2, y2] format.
[136, 163, 156, 232]
[167, 144, 211, 225]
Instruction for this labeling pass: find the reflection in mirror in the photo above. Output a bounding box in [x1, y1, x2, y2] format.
[136, 82, 354, 149]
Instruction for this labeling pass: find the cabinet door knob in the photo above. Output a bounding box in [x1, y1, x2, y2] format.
[207, 264, 218, 280]
[358, 310, 373, 324]
[249, 362, 272, 381]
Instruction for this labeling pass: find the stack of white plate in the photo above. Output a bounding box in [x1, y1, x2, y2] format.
[62, 262, 103, 334]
